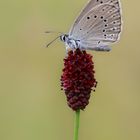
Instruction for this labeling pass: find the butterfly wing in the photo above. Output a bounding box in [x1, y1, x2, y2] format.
[69, 0, 122, 51]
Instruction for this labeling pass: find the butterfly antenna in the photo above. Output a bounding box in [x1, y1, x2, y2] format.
[45, 31, 63, 34]
[46, 35, 61, 47]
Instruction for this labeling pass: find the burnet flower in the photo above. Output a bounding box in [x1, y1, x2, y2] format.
[61, 48, 97, 111]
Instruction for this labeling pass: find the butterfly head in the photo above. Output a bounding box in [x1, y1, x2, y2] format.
[60, 34, 69, 42]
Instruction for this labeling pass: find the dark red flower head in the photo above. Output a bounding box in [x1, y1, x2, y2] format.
[61, 48, 97, 111]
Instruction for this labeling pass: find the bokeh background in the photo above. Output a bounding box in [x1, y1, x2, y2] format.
[0, 0, 140, 140]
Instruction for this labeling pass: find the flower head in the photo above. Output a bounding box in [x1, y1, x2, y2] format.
[61, 49, 97, 111]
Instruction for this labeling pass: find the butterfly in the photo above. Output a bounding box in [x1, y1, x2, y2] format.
[59, 0, 122, 52]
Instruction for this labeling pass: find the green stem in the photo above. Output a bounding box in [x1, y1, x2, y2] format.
[74, 109, 80, 140]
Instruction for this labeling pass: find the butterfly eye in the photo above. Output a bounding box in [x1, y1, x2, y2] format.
[60, 35, 66, 42]
[60, 35, 68, 42]
[63, 36, 66, 41]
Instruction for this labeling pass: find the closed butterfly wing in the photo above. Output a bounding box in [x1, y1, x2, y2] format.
[69, 0, 122, 51]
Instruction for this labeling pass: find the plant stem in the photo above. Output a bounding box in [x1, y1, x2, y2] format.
[74, 109, 80, 140]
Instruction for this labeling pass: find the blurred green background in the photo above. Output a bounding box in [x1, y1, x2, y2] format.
[0, 0, 140, 140]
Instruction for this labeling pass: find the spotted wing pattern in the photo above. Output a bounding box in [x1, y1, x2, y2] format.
[69, 0, 122, 51]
